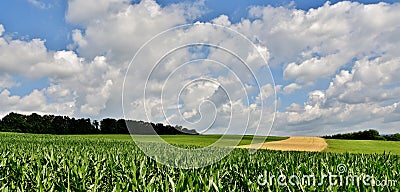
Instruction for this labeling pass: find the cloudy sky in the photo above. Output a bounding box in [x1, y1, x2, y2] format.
[0, 0, 399, 136]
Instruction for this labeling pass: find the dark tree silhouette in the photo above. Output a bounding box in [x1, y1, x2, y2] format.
[0, 112, 198, 135]
[323, 129, 399, 141]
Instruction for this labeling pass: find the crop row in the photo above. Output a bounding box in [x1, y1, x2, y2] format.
[0, 133, 398, 191]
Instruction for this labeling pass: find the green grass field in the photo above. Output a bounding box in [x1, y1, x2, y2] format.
[324, 139, 400, 155]
[70, 134, 288, 147]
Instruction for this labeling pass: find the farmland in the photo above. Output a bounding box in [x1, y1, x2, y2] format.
[71, 134, 288, 147]
[0, 132, 399, 191]
[324, 139, 400, 155]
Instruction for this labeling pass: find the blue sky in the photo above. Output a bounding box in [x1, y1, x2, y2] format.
[0, 0, 399, 136]
[0, 0, 73, 50]
[1, 0, 396, 49]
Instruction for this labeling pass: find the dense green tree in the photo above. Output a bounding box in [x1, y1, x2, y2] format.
[0, 112, 198, 135]
[26, 113, 45, 133]
[116, 119, 128, 134]
[1, 113, 31, 132]
[323, 129, 398, 141]
[385, 133, 400, 141]
[100, 118, 117, 134]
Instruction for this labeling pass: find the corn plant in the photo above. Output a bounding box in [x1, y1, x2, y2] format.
[0, 133, 398, 191]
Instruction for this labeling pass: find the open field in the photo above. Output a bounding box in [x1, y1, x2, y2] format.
[237, 137, 328, 152]
[0, 132, 398, 191]
[324, 139, 400, 155]
[70, 134, 288, 147]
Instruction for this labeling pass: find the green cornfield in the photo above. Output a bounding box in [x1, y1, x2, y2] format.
[0, 133, 398, 191]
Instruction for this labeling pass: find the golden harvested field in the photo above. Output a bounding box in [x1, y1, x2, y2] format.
[237, 136, 328, 152]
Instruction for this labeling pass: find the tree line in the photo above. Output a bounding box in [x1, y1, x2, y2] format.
[0, 112, 198, 135]
[323, 129, 400, 141]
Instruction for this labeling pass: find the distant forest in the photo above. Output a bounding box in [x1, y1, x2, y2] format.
[0, 112, 198, 135]
[323, 129, 400, 141]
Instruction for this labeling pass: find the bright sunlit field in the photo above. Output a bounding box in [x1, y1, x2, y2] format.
[324, 139, 400, 155]
[71, 134, 288, 147]
[1, 132, 398, 191]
